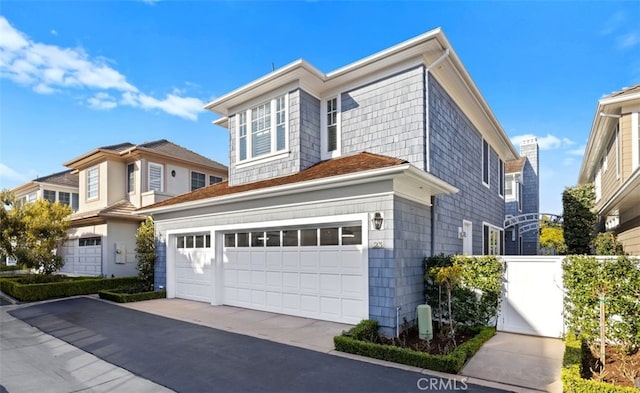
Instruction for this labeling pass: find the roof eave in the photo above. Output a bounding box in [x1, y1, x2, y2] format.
[139, 164, 456, 215]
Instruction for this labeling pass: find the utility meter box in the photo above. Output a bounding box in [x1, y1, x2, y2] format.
[417, 304, 433, 341]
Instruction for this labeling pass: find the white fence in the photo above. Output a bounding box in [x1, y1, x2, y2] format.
[497, 256, 565, 338]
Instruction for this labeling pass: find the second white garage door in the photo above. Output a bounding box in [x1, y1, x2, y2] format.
[174, 233, 213, 303]
[223, 225, 367, 324]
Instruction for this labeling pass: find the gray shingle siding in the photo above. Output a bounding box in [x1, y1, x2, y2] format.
[341, 66, 426, 169]
[428, 74, 504, 255]
[299, 90, 321, 170]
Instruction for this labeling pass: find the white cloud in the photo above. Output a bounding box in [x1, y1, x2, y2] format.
[0, 16, 203, 121]
[618, 33, 640, 49]
[87, 92, 117, 110]
[600, 11, 626, 36]
[568, 145, 586, 156]
[50, 29, 58, 36]
[511, 133, 576, 151]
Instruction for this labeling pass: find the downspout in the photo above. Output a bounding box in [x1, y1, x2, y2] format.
[425, 49, 449, 257]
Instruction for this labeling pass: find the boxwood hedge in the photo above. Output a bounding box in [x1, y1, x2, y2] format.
[98, 289, 166, 303]
[334, 320, 495, 374]
[0, 275, 139, 301]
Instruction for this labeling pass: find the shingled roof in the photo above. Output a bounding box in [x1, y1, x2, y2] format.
[33, 170, 79, 187]
[505, 157, 526, 174]
[142, 152, 407, 210]
[605, 84, 640, 98]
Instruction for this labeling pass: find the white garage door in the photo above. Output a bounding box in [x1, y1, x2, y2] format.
[174, 233, 213, 302]
[223, 225, 367, 324]
[60, 237, 102, 275]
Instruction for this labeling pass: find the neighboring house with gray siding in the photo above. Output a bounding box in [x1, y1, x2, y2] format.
[504, 138, 540, 255]
[141, 28, 519, 335]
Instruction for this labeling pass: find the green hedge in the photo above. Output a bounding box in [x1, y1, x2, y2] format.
[562, 333, 638, 393]
[98, 289, 166, 303]
[0, 276, 139, 301]
[334, 322, 495, 374]
[0, 264, 25, 272]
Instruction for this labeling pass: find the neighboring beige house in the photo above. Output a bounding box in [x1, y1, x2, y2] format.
[61, 139, 227, 276]
[579, 84, 640, 254]
[11, 170, 79, 211]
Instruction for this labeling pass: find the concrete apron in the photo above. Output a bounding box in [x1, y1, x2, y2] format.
[119, 298, 352, 353]
[460, 332, 565, 393]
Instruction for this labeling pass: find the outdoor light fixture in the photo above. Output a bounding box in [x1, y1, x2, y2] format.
[372, 212, 384, 230]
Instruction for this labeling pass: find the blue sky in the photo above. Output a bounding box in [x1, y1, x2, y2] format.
[1, 1, 639, 214]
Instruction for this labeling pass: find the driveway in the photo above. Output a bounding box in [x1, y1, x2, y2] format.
[9, 297, 506, 393]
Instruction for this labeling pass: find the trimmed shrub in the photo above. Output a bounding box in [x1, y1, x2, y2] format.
[562, 255, 640, 351]
[334, 325, 495, 374]
[562, 333, 638, 392]
[424, 255, 504, 327]
[0, 264, 25, 272]
[98, 289, 166, 303]
[0, 276, 139, 301]
[562, 184, 596, 255]
[346, 319, 380, 342]
[593, 232, 626, 256]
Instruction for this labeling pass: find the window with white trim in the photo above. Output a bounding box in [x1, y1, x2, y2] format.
[127, 163, 135, 193]
[321, 96, 341, 159]
[499, 159, 504, 197]
[191, 171, 206, 191]
[43, 190, 56, 203]
[505, 173, 521, 200]
[148, 162, 163, 192]
[482, 139, 490, 186]
[72, 193, 79, 211]
[594, 165, 602, 202]
[236, 94, 288, 162]
[483, 224, 503, 255]
[517, 182, 523, 212]
[87, 166, 99, 200]
[59, 192, 70, 206]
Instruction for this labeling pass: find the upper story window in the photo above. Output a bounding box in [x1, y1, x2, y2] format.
[321, 96, 341, 159]
[127, 163, 135, 193]
[236, 94, 288, 163]
[499, 159, 504, 197]
[594, 161, 602, 202]
[87, 166, 99, 200]
[148, 162, 163, 192]
[209, 175, 223, 185]
[59, 192, 70, 206]
[517, 182, 523, 212]
[43, 189, 56, 203]
[482, 139, 490, 187]
[72, 193, 79, 211]
[505, 173, 521, 201]
[191, 171, 206, 191]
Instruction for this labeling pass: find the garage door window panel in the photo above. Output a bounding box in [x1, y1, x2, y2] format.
[251, 232, 265, 247]
[283, 230, 298, 246]
[79, 237, 101, 247]
[341, 226, 362, 245]
[320, 227, 339, 246]
[266, 231, 281, 247]
[301, 229, 318, 246]
[237, 233, 249, 247]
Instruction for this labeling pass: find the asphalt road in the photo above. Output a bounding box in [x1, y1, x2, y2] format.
[10, 298, 507, 393]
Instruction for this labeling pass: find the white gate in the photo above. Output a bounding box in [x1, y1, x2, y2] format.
[497, 256, 565, 338]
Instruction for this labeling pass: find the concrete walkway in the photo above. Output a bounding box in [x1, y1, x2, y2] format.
[461, 332, 565, 392]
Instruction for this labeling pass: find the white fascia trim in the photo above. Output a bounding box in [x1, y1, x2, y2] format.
[213, 116, 228, 127]
[204, 59, 325, 114]
[599, 92, 640, 106]
[404, 166, 459, 194]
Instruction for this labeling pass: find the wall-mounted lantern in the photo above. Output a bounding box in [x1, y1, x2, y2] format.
[372, 212, 384, 230]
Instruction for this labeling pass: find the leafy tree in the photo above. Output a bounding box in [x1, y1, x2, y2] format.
[1, 191, 72, 274]
[562, 184, 596, 254]
[592, 231, 626, 256]
[135, 217, 156, 291]
[539, 215, 567, 254]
